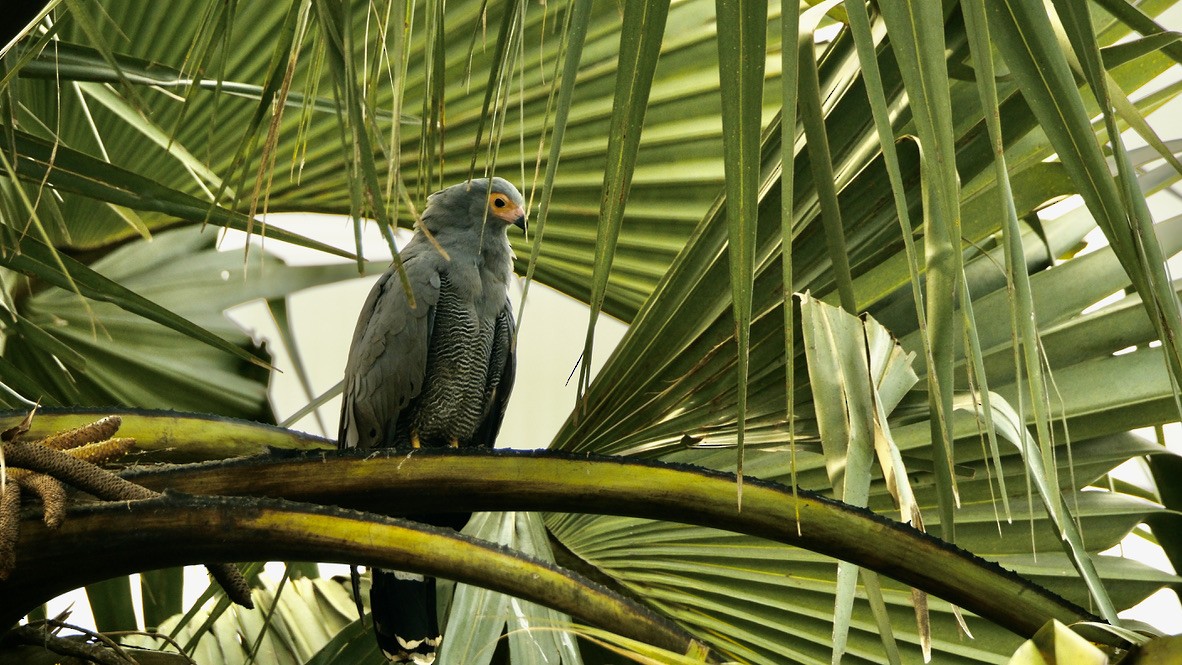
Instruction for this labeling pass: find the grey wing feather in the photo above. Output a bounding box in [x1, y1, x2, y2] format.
[474, 299, 516, 448]
[339, 262, 440, 450]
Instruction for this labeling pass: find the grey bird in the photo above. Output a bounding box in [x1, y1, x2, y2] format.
[339, 177, 526, 663]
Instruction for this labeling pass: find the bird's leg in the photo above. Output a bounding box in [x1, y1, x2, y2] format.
[411, 431, 422, 449]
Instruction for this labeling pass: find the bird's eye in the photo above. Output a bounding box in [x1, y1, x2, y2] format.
[493, 196, 507, 208]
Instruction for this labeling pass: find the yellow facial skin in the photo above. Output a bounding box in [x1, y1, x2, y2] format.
[487, 192, 525, 225]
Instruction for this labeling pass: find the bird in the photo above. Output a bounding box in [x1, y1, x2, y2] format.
[338, 177, 526, 663]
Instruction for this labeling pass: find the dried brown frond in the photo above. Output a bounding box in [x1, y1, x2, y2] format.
[1, 407, 37, 443]
[8, 622, 137, 665]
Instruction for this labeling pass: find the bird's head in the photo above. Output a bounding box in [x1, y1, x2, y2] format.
[423, 177, 527, 236]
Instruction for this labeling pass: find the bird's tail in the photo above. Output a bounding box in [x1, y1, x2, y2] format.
[371, 568, 441, 664]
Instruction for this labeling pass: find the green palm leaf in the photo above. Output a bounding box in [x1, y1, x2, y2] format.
[3, 0, 1182, 663]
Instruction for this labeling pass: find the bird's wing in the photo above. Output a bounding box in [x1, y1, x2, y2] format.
[474, 298, 516, 448]
[339, 260, 440, 450]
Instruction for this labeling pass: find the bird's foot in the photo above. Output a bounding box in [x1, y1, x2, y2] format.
[448, 437, 459, 449]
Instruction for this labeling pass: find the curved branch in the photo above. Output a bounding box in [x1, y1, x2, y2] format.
[0, 493, 710, 660]
[0, 409, 331, 463]
[118, 448, 1101, 639]
[1, 440, 253, 608]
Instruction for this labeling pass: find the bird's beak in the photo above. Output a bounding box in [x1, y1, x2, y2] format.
[512, 211, 527, 234]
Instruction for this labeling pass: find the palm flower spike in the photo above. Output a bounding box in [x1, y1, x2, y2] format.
[0, 411, 253, 609]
